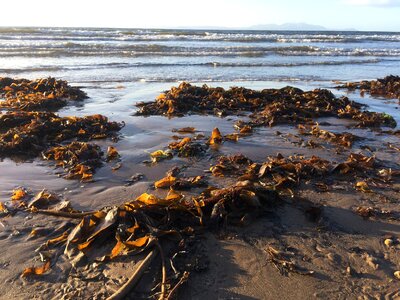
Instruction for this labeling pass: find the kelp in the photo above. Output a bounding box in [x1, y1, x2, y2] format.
[0, 111, 55, 132]
[256, 154, 332, 190]
[27, 189, 60, 209]
[136, 82, 274, 116]
[15, 177, 280, 297]
[0, 77, 87, 111]
[336, 75, 400, 100]
[207, 128, 223, 145]
[298, 124, 359, 148]
[135, 82, 396, 128]
[10, 145, 400, 297]
[149, 150, 173, 163]
[155, 169, 207, 190]
[333, 152, 375, 175]
[43, 142, 104, 181]
[210, 154, 253, 177]
[21, 260, 51, 278]
[0, 112, 122, 156]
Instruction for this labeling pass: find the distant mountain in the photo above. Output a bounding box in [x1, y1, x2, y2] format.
[248, 23, 327, 31]
[174, 23, 357, 31]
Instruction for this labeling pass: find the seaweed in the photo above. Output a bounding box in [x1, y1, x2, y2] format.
[43, 142, 104, 181]
[136, 82, 396, 128]
[0, 77, 87, 111]
[0, 113, 122, 156]
[336, 75, 400, 100]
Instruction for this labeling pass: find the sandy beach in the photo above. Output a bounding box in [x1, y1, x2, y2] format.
[1, 76, 400, 299]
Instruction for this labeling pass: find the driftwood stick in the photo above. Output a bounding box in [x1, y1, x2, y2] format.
[156, 241, 167, 300]
[106, 247, 159, 300]
[34, 209, 96, 219]
[165, 271, 189, 300]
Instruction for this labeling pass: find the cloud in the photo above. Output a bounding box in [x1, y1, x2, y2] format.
[343, 0, 400, 7]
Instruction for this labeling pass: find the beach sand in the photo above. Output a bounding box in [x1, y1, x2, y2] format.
[1, 82, 400, 299]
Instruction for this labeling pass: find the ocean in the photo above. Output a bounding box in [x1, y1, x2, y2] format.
[1, 27, 400, 84]
[1, 27, 399, 198]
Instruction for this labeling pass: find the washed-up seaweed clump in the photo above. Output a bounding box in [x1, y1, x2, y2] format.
[0, 112, 122, 156]
[6, 179, 279, 299]
[209, 152, 388, 194]
[0, 77, 87, 111]
[298, 124, 359, 148]
[136, 82, 396, 128]
[336, 75, 400, 100]
[247, 91, 396, 128]
[42, 142, 104, 181]
[0, 111, 55, 132]
[0, 77, 122, 181]
[4, 147, 400, 298]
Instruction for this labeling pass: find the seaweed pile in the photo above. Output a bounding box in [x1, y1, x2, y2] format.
[0, 77, 122, 180]
[2, 79, 400, 298]
[298, 124, 359, 148]
[3, 177, 279, 299]
[336, 75, 400, 100]
[42, 142, 104, 181]
[0, 77, 87, 111]
[136, 82, 396, 128]
[0, 112, 121, 156]
[6, 147, 400, 298]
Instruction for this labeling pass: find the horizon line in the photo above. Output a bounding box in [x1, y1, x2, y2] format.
[1, 25, 400, 33]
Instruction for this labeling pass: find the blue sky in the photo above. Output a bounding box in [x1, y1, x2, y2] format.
[1, 0, 400, 31]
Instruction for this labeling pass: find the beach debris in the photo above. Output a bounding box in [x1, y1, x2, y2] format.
[265, 246, 314, 276]
[210, 154, 253, 177]
[0, 202, 9, 217]
[355, 181, 372, 193]
[42, 142, 104, 181]
[136, 82, 272, 116]
[207, 128, 223, 145]
[394, 271, 400, 280]
[0, 77, 87, 111]
[28, 189, 59, 209]
[256, 154, 332, 190]
[224, 133, 240, 142]
[149, 149, 173, 163]
[168, 137, 192, 150]
[11, 187, 29, 201]
[124, 173, 145, 186]
[333, 153, 375, 175]
[172, 127, 196, 134]
[178, 142, 207, 157]
[354, 206, 396, 220]
[136, 82, 396, 128]
[384, 238, 394, 248]
[5, 79, 400, 297]
[0, 111, 56, 131]
[0, 113, 122, 157]
[298, 124, 359, 148]
[155, 175, 178, 189]
[336, 75, 400, 100]
[21, 260, 51, 278]
[106, 146, 119, 161]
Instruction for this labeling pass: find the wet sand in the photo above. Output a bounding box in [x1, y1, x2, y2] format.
[1, 81, 400, 299]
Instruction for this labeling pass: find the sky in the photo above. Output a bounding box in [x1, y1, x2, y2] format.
[0, 0, 399, 31]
